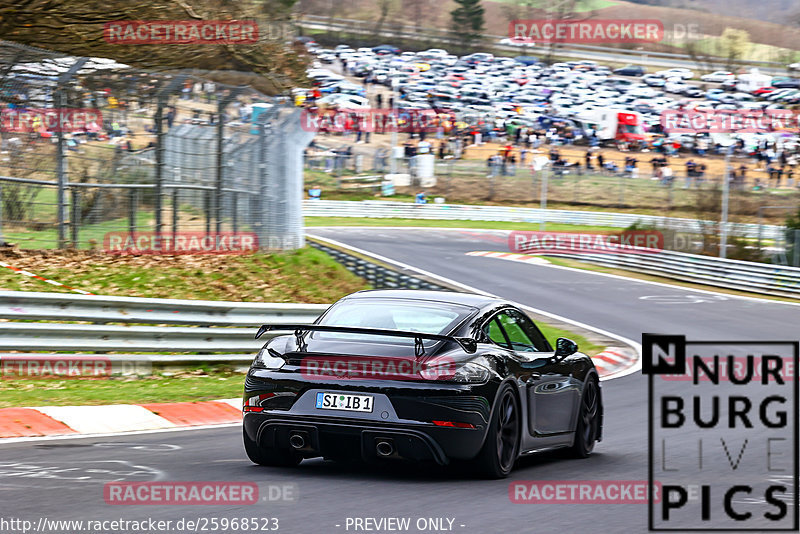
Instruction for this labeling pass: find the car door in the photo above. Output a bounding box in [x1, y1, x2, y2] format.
[502, 310, 580, 437]
[483, 309, 580, 437]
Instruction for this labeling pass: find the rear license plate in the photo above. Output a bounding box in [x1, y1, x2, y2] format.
[315, 392, 374, 413]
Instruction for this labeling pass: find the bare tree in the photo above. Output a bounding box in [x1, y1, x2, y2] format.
[373, 0, 395, 37]
[0, 1, 309, 94]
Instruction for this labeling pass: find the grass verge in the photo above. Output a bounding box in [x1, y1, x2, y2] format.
[0, 247, 368, 302]
[0, 370, 243, 408]
[538, 324, 603, 357]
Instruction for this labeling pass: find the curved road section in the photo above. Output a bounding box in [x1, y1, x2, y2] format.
[0, 227, 797, 534]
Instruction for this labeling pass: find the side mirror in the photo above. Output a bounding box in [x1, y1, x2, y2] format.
[554, 337, 578, 360]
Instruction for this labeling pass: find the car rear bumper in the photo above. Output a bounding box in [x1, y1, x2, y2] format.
[243, 412, 486, 465]
[243, 371, 497, 464]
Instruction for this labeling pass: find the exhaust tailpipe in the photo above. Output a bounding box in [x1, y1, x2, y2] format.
[289, 433, 306, 450]
[375, 440, 394, 457]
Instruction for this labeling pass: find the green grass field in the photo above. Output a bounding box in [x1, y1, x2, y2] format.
[0, 371, 244, 408]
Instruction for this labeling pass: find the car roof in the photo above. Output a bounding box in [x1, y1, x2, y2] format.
[343, 289, 507, 309]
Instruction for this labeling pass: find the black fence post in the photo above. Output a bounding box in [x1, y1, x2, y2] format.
[70, 187, 79, 248]
[55, 58, 87, 249]
[216, 88, 244, 235]
[128, 188, 137, 237]
[172, 189, 179, 243]
[204, 190, 211, 236]
[155, 75, 188, 243]
[232, 192, 238, 235]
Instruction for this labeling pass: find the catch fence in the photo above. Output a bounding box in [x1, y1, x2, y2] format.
[0, 40, 312, 250]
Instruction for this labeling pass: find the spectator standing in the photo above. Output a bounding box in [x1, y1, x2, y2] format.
[661, 165, 674, 186]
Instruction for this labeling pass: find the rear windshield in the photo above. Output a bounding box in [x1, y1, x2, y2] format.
[313, 298, 475, 344]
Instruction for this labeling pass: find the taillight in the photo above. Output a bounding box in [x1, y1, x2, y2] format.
[246, 391, 297, 411]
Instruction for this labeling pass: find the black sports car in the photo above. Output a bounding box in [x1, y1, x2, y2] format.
[242, 290, 603, 478]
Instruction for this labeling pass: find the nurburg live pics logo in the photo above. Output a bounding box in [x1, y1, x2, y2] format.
[643, 334, 798, 531]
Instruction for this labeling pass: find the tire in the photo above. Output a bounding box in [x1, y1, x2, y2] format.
[243, 427, 301, 467]
[473, 384, 520, 479]
[568, 376, 600, 458]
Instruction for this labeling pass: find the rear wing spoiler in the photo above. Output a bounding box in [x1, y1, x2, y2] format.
[255, 324, 477, 356]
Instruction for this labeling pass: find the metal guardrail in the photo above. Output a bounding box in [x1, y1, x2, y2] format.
[0, 323, 273, 353]
[555, 251, 800, 298]
[0, 292, 329, 356]
[303, 200, 785, 240]
[309, 241, 449, 291]
[0, 291, 328, 325]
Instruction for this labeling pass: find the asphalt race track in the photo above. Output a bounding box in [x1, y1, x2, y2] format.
[1, 227, 798, 534]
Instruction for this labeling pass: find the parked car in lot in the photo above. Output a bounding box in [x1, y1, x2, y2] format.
[307, 41, 793, 156]
[613, 65, 646, 76]
[680, 85, 704, 98]
[656, 68, 694, 80]
[643, 75, 666, 87]
[499, 37, 536, 47]
[664, 78, 690, 93]
[372, 44, 401, 55]
[315, 94, 370, 108]
[315, 49, 336, 64]
[751, 86, 776, 96]
[772, 77, 800, 89]
[700, 71, 735, 83]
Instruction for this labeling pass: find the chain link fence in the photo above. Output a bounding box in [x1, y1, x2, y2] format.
[0, 40, 311, 251]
